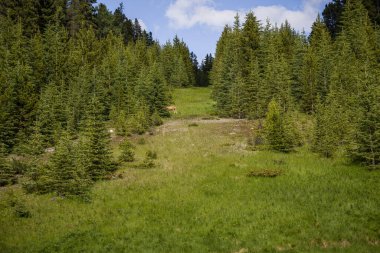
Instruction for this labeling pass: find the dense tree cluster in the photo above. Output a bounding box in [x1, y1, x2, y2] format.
[211, 0, 380, 168]
[161, 35, 196, 87]
[0, 1, 197, 195]
[197, 54, 214, 87]
[322, 0, 380, 38]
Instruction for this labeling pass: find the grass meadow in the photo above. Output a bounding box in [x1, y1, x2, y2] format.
[170, 87, 216, 118]
[0, 88, 379, 253]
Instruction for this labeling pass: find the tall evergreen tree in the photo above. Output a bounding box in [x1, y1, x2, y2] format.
[50, 132, 91, 196]
[66, 0, 96, 36]
[80, 95, 113, 180]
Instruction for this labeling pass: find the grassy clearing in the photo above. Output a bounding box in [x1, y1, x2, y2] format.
[170, 87, 216, 118]
[0, 88, 379, 253]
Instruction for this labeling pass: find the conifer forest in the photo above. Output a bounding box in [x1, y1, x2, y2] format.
[0, 0, 379, 252]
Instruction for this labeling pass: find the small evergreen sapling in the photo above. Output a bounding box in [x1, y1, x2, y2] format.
[119, 140, 135, 162]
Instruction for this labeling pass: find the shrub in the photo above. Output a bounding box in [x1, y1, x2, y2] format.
[137, 138, 146, 145]
[14, 202, 32, 218]
[10, 158, 30, 175]
[138, 151, 157, 169]
[247, 120, 265, 150]
[24, 134, 93, 197]
[188, 123, 199, 127]
[0, 157, 30, 186]
[247, 169, 284, 178]
[151, 110, 163, 126]
[0, 158, 12, 187]
[146, 150, 157, 160]
[23, 164, 54, 194]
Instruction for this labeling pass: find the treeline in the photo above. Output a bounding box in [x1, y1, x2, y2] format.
[0, 0, 152, 42]
[0, 1, 199, 194]
[211, 0, 380, 168]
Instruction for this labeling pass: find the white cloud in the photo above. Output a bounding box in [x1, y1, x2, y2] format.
[138, 19, 148, 31]
[166, 0, 235, 29]
[165, 0, 328, 32]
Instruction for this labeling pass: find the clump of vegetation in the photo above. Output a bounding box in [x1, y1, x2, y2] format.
[247, 169, 284, 178]
[0, 157, 31, 187]
[126, 112, 149, 135]
[151, 110, 163, 126]
[188, 123, 199, 127]
[5, 191, 32, 218]
[26, 133, 92, 197]
[247, 120, 265, 150]
[0, 158, 12, 187]
[139, 150, 158, 169]
[119, 140, 135, 162]
[13, 202, 32, 218]
[23, 123, 114, 197]
[137, 138, 146, 145]
[146, 150, 157, 160]
[201, 116, 218, 120]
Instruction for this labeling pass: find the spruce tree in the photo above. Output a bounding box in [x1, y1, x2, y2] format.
[80, 96, 114, 180]
[352, 83, 380, 168]
[258, 32, 293, 117]
[210, 25, 233, 115]
[264, 100, 295, 152]
[0, 150, 11, 186]
[300, 46, 318, 113]
[50, 132, 91, 196]
[119, 140, 135, 162]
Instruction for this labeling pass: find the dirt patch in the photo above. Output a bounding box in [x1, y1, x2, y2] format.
[157, 118, 253, 136]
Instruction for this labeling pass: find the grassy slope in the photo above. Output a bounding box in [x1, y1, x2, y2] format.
[0, 87, 379, 253]
[170, 87, 216, 119]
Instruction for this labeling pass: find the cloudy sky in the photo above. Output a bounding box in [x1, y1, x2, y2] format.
[98, 0, 330, 60]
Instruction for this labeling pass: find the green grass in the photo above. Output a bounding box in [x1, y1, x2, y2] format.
[170, 87, 216, 118]
[0, 88, 379, 253]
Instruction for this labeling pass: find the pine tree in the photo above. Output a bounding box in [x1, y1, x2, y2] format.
[211, 25, 232, 113]
[23, 118, 45, 155]
[258, 32, 293, 117]
[94, 3, 114, 38]
[244, 54, 261, 118]
[66, 0, 96, 36]
[352, 82, 380, 168]
[229, 72, 245, 118]
[133, 18, 142, 41]
[310, 15, 333, 103]
[0, 151, 11, 186]
[50, 132, 91, 196]
[80, 96, 114, 180]
[119, 140, 135, 162]
[300, 46, 318, 113]
[241, 11, 261, 76]
[264, 100, 295, 152]
[212, 28, 234, 116]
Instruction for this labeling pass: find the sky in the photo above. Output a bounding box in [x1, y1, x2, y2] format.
[98, 0, 330, 61]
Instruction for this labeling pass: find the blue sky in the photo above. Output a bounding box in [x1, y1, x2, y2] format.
[98, 0, 329, 61]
